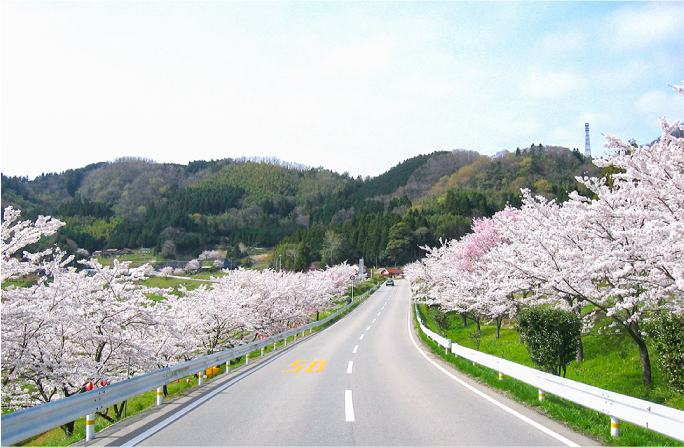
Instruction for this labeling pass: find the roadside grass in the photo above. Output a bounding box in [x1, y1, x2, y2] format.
[416, 304, 684, 446]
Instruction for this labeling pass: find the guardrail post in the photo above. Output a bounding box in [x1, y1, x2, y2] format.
[261, 347, 265, 357]
[85, 413, 95, 441]
[156, 386, 164, 406]
[611, 416, 620, 437]
[246, 353, 250, 365]
[538, 389, 546, 401]
[226, 361, 230, 372]
[273, 342, 277, 351]
[198, 373, 204, 386]
[499, 372, 504, 380]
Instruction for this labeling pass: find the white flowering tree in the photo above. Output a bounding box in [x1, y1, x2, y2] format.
[2, 252, 165, 432]
[304, 263, 356, 320]
[1, 206, 64, 282]
[563, 114, 684, 386]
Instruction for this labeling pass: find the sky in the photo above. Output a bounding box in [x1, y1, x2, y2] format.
[2, 1, 683, 181]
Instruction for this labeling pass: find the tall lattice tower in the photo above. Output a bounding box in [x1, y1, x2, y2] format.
[584, 123, 591, 157]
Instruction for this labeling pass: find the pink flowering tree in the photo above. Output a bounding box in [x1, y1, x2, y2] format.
[407, 215, 526, 338]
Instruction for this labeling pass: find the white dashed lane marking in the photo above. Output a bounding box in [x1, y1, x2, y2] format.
[345, 390, 355, 422]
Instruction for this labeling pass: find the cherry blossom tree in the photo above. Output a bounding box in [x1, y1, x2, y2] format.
[563, 114, 684, 386]
[407, 216, 526, 337]
[1, 206, 64, 282]
[198, 250, 221, 261]
[304, 263, 356, 320]
[2, 250, 165, 432]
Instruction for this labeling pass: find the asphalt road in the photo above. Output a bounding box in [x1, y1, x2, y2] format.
[92, 279, 596, 446]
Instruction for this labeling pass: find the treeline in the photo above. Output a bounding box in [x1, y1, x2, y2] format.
[1, 146, 600, 266]
[273, 187, 517, 270]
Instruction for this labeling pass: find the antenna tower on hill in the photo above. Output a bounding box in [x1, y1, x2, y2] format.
[585, 123, 591, 158]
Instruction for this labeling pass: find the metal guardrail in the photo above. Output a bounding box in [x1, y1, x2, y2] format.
[416, 309, 451, 351]
[414, 302, 684, 442]
[1, 283, 380, 445]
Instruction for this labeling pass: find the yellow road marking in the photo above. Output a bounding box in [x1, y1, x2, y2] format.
[282, 360, 327, 373]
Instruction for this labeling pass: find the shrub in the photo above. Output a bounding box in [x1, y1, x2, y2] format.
[426, 305, 451, 334]
[644, 313, 684, 395]
[517, 306, 581, 377]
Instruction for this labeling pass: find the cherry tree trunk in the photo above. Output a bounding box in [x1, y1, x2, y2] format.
[636, 337, 653, 387]
[60, 421, 75, 437]
[576, 337, 584, 362]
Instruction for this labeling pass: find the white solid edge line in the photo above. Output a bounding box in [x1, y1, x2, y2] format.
[406, 294, 580, 447]
[345, 390, 355, 422]
[347, 361, 354, 374]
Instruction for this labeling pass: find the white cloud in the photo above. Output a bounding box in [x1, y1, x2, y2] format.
[607, 3, 684, 50]
[520, 68, 582, 99]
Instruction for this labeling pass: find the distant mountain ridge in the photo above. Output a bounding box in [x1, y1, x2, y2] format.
[1, 146, 600, 267]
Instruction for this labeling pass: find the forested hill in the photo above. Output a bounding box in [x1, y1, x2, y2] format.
[1, 146, 600, 268]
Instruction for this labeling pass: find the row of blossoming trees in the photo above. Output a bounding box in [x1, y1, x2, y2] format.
[1, 211, 354, 419]
[406, 84, 684, 388]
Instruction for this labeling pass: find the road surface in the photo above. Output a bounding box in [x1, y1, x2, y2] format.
[88, 279, 595, 446]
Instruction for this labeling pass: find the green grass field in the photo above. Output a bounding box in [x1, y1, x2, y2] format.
[95, 252, 158, 268]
